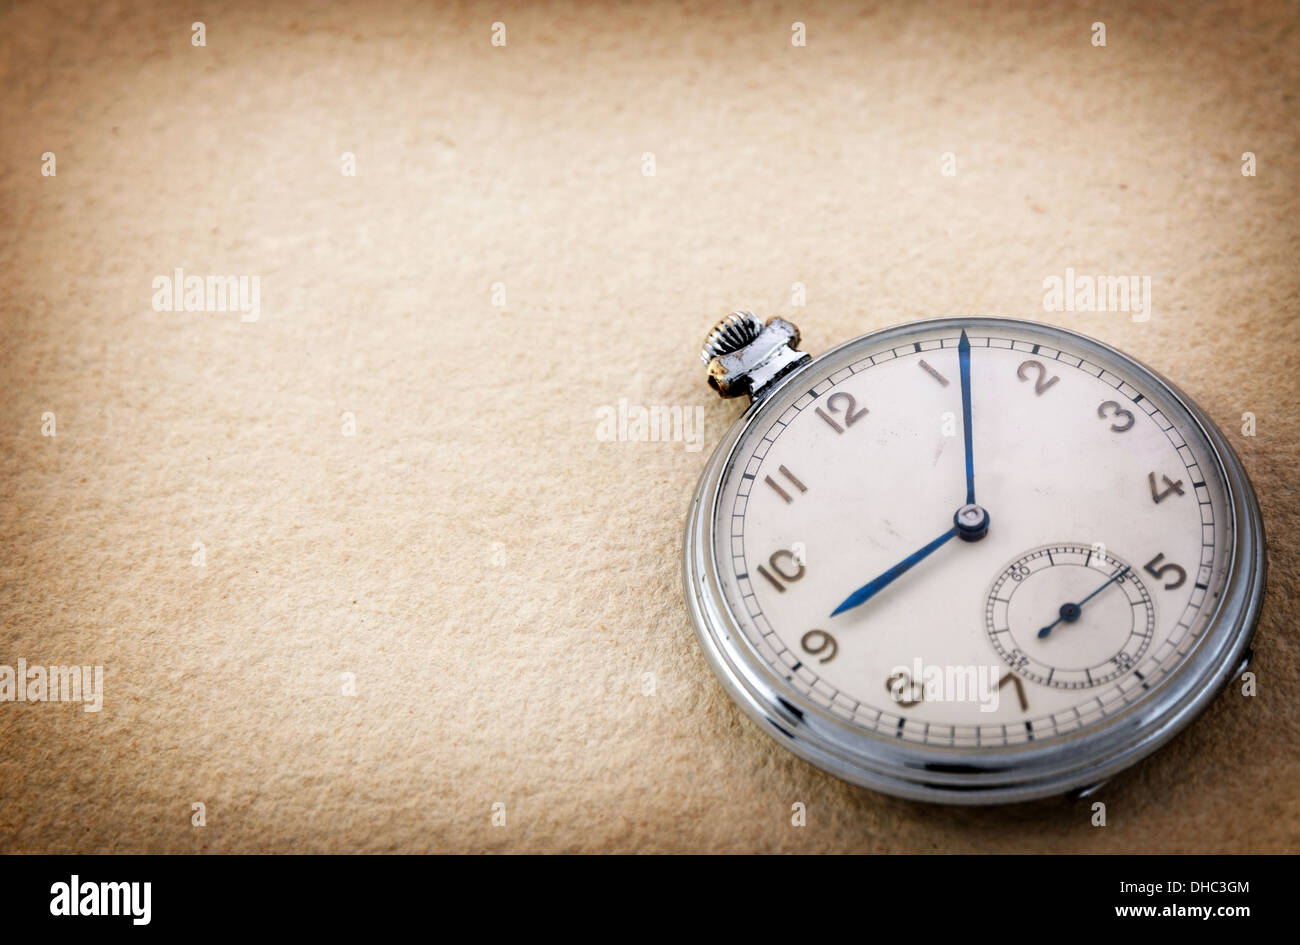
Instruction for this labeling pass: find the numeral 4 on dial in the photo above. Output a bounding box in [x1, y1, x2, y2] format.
[1148, 472, 1185, 503]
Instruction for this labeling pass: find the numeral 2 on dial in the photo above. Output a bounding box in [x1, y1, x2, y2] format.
[1017, 360, 1059, 395]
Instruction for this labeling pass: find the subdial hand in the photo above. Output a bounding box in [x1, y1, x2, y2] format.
[1037, 565, 1132, 639]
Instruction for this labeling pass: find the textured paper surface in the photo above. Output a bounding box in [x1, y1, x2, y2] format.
[0, 0, 1296, 853]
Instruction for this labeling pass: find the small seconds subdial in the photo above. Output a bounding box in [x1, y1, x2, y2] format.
[986, 545, 1155, 690]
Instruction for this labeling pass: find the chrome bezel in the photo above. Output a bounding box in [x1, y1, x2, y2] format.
[683, 316, 1266, 804]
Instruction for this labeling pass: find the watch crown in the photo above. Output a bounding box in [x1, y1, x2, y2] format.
[700, 311, 810, 402]
[700, 311, 765, 364]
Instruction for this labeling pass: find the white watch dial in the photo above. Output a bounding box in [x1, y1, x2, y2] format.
[711, 324, 1233, 749]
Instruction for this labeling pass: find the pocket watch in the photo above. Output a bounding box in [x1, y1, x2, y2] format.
[683, 313, 1265, 804]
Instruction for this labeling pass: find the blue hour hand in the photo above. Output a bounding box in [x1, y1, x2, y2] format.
[830, 526, 959, 617]
[830, 505, 990, 618]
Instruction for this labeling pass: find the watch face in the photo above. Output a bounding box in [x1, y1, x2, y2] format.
[689, 317, 1261, 799]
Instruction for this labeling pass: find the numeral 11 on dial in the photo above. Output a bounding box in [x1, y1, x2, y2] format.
[764, 465, 807, 504]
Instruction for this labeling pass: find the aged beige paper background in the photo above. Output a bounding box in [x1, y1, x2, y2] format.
[1, 0, 1296, 852]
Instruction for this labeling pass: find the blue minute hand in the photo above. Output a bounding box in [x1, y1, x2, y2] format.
[830, 526, 959, 617]
[959, 329, 975, 505]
